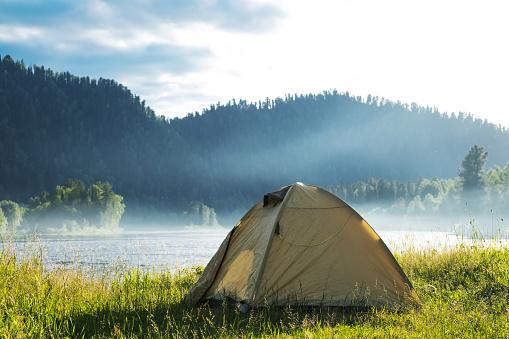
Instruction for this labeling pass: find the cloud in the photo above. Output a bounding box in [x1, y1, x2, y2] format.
[2, 0, 507, 128]
[1, 39, 211, 80]
[0, 0, 283, 78]
[0, 0, 284, 116]
[98, 0, 284, 33]
[0, 0, 283, 33]
[0, 0, 74, 26]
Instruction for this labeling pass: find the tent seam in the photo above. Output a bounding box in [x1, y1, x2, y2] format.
[249, 184, 295, 305]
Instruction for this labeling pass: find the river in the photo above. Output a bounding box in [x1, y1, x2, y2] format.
[3, 228, 506, 274]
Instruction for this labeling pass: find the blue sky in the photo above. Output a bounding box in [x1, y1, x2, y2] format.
[1, 0, 508, 128]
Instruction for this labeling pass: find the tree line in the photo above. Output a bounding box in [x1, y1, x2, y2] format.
[1, 55, 509, 221]
[328, 145, 509, 218]
[1, 179, 125, 233]
[1, 146, 507, 231]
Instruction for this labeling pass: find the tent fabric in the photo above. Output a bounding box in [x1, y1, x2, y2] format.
[184, 228, 235, 305]
[186, 183, 420, 307]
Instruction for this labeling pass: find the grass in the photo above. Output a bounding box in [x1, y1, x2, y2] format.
[1, 230, 509, 338]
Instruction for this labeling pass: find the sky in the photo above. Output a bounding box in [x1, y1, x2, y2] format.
[1, 0, 508, 128]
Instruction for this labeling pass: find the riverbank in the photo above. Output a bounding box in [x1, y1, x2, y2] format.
[1, 235, 508, 338]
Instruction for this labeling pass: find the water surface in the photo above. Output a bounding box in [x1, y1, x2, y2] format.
[6, 228, 506, 273]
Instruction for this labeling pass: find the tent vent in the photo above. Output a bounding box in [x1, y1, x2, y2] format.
[263, 186, 291, 207]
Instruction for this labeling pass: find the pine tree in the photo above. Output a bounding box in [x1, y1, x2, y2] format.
[457, 145, 488, 190]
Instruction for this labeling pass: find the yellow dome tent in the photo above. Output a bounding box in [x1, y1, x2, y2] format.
[186, 183, 420, 308]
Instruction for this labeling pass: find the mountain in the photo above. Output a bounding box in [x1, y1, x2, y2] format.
[1, 55, 508, 220]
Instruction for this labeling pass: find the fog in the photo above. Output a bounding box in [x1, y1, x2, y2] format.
[354, 202, 507, 240]
[118, 196, 507, 241]
[6, 182, 505, 241]
[5, 194, 506, 275]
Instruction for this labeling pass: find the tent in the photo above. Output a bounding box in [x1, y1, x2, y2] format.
[186, 182, 420, 308]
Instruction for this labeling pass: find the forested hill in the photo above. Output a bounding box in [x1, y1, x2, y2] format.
[1, 55, 509, 217]
[0, 55, 191, 213]
[169, 94, 509, 192]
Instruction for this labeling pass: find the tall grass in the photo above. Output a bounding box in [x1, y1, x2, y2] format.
[1, 226, 508, 338]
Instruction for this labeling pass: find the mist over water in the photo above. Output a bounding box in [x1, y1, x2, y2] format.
[352, 198, 508, 236]
[10, 209, 508, 274]
[9, 191, 508, 274]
